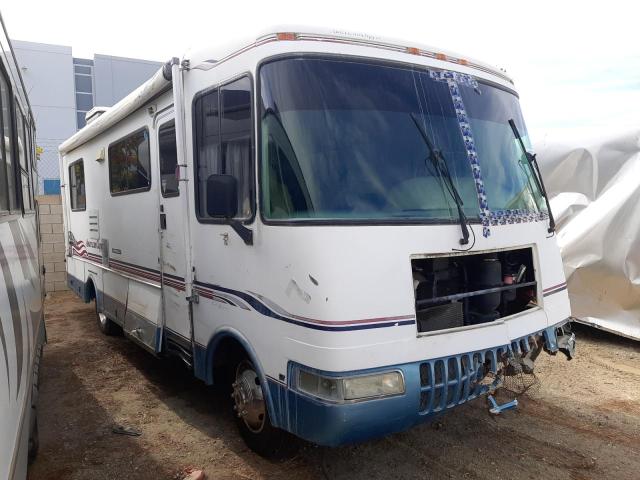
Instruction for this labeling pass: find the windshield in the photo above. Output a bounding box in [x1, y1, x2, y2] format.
[259, 56, 545, 222]
[459, 83, 546, 213]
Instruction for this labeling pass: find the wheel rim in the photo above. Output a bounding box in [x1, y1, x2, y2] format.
[232, 361, 266, 433]
[95, 300, 107, 326]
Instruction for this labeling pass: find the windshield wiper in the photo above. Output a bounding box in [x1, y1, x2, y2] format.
[508, 119, 556, 234]
[410, 114, 470, 245]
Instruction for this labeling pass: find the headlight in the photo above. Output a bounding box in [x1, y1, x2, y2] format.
[343, 371, 405, 400]
[296, 368, 405, 402]
[298, 369, 343, 402]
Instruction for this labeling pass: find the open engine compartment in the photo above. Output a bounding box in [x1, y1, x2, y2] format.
[412, 247, 537, 334]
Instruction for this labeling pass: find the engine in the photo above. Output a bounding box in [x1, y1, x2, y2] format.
[412, 247, 537, 334]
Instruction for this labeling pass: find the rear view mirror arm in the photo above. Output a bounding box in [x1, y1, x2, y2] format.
[228, 219, 253, 246]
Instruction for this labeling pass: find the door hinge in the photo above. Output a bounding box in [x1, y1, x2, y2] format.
[186, 292, 199, 304]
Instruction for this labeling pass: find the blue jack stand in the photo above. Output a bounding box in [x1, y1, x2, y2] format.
[487, 395, 518, 415]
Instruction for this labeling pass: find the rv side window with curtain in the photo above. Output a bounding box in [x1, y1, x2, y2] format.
[16, 109, 27, 170]
[108, 128, 151, 195]
[17, 111, 32, 210]
[27, 122, 35, 208]
[158, 120, 179, 197]
[0, 73, 9, 211]
[194, 76, 252, 220]
[69, 160, 86, 211]
[1, 72, 17, 211]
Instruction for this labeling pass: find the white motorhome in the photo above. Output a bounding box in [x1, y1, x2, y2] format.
[0, 12, 46, 479]
[59, 27, 575, 456]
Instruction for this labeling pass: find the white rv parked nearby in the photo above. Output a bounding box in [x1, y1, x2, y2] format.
[59, 27, 575, 456]
[0, 12, 46, 479]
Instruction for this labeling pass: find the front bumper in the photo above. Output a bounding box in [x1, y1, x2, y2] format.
[267, 319, 572, 446]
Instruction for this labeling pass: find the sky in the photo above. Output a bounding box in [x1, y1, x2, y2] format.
[3, 0, 639, 145]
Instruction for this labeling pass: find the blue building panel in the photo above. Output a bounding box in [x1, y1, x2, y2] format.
[43, 179, 60, 195]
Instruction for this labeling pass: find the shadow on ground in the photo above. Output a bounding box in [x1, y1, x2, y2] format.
[29, 292, 640, 480]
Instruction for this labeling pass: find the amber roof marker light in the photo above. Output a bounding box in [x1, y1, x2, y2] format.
[276, 32, 297, 41]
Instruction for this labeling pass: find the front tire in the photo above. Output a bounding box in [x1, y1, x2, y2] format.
[231, 359, 296, 458]
[95, 299, 120, 336]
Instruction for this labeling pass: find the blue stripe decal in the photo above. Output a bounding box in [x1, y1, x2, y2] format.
[194, 280, 415, 332]
[163, 272, 185, 282]
[70, 260, 414, 332]
[543, 284, 567, 297]
[109, 258, 160, 275]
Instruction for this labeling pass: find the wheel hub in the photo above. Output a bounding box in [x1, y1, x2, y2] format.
[232, 363, 266, 433]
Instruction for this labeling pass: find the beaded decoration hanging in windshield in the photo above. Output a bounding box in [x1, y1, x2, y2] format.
[429, 70, 548, 237]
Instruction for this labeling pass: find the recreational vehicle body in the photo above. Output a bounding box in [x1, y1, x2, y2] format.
[59, 28, 574, 455]
[0, 12, 46, 479]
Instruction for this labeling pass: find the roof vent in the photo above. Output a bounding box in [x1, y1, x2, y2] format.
[85, 106, 109, 125]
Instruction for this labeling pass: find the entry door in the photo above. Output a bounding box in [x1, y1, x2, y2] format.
[156, 113, 191, 347]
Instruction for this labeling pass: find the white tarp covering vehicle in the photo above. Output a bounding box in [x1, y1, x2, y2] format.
[538, 129, 640, 340]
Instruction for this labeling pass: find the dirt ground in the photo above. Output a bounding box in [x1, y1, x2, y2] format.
[28, 292, 639, 480]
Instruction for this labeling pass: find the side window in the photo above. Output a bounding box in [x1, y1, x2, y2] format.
[28, 125, 36, 206]
[69, 160, 86, 211]
[0, 72, 17, 211]
[195, 89, 219, 216]
[17, 111, 32, 210]
[0, 74, 8, 211]
[16, 109, 27, 169]
[20, 172, 31, 210]
[158, 120, 179, 197]
[194, 76, 252, 220]
[108, 128, 151, 195]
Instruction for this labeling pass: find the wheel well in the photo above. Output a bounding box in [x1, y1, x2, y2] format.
[205, 331, 280, 429]
[212, 336, 247, 384]
[85, 278, 96, 303]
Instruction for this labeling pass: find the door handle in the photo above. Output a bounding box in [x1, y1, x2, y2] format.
[160, 213, 167, 230]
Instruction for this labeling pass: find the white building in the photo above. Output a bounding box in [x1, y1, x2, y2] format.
[12, 40, 161, 194]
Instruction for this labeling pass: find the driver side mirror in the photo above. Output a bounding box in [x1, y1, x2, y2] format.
[206, 174, 238, 218]
[205, 174, 253, 246]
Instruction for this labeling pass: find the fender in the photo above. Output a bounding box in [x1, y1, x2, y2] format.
[194, 327, 279, 428]
[85, 274, 103, 310]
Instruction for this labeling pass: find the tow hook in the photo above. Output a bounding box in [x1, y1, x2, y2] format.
[557, 331, 576, 360]
[487, 394, 518, 415]
[486, 376, 518, 415]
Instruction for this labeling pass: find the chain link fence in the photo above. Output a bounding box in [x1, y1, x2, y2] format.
[35, 139, 65, 195]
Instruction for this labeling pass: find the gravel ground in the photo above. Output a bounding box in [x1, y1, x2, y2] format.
[28, 292, 640, 480]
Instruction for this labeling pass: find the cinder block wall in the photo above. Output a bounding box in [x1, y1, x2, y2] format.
[36, 195, 68, 292]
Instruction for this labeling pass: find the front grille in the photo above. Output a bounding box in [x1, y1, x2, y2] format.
[418, 343, 516, 414]
[418, 331, 547, 414]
